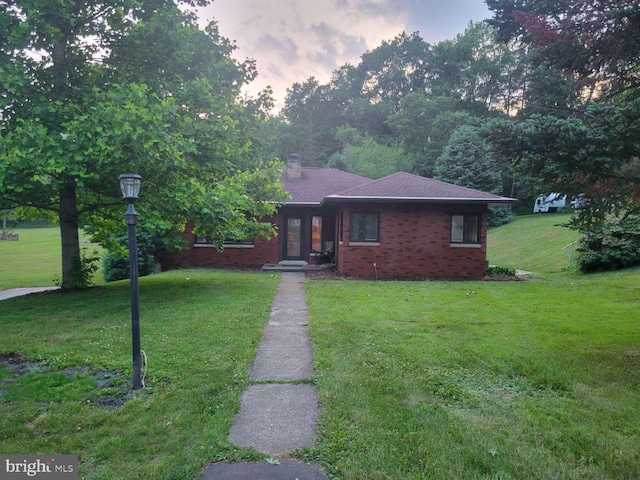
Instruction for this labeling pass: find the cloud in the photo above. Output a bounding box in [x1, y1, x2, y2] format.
[258, 33, 300, 64]
[307, 23, 368, 71]
[197, 0, 489, 110]
[354, 0, 398, 17]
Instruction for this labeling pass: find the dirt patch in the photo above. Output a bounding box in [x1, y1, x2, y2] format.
[0, 352, 132, 408]
[0, 352, 45, 374]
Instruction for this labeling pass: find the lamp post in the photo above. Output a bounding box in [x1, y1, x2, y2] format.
[119, 174, 143, 390]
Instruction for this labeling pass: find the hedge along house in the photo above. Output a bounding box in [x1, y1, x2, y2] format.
[161, 154, 517, 280]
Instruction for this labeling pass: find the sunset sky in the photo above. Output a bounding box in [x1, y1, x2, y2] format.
[197, 0, 491, 110]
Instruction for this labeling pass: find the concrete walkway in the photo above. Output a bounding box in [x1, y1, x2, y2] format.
[0, 287, 60, 301]
[200, 272, 327, 479]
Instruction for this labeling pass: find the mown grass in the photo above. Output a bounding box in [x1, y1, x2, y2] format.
[0, 269, 281, 478]
[305, 268, 640, 479]
[2, 215, 639, 479]
[0, 227, 103, 289]
[487, 213, 579, 274]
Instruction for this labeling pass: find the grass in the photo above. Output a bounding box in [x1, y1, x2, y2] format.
[1, 269, 281, 478]
[487, 213, 579, 274]
[1, 215, 639, 479]
[305, 268, 640, 479]
[0, 227, 103, 289]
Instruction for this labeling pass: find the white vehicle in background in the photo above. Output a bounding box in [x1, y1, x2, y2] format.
[533, 193, 567, 213]
[570, 193, 586, 212]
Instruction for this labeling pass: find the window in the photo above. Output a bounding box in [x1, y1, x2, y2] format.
[451, 214, 480, 244]
[350, 212, 379, 242]
[223, 239, 254, 247]
[195, 236, 213, 245]
[194, 236, 253, 247]
[312, 216, 323, 252]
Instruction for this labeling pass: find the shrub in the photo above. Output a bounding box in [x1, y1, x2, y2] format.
[103, 230, 156, 282]
[54, 247, 100, 289]
[575, 215, 640, 272]
[488, 207, 515, 227]
[486, 265, 517, 276]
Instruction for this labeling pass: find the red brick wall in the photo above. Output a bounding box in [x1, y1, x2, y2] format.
[337, 204, 488, 280]
[161, 221, 278, 271]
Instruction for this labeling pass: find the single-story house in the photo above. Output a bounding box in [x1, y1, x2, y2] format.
[161, 155, 517, 280]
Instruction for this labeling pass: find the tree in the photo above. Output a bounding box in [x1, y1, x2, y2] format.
[280, 78, 346, 166]
[483, 100, 640, 228]
[387, 94, 478, 176]
[434, 125, 502, 194]
[335, 127, 412, 179]
[353, 31, 432, 106]
[435, 125, 514, 226]
[486, 0, 640, 99]
[518, 64, 582, 117]
[485, 0, 640, 237]
[0, 1, 285, 290]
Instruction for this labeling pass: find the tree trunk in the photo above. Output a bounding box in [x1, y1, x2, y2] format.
[59, 181, 80, 290]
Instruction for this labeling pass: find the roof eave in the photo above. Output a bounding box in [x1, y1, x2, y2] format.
[320, 195, 518, 206]
[283, 201, 323, 207]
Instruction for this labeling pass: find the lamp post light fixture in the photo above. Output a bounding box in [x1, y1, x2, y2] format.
[119, 174, 143, 390]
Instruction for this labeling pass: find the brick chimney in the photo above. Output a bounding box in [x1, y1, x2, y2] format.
[286, 154, 302, 179]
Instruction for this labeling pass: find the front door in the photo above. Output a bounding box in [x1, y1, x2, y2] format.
[284, 215, 305, 260]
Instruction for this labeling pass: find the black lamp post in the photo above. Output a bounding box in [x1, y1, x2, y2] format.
[119, 173, 143, 390]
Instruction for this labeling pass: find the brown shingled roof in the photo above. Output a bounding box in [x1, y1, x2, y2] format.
[281, 168, 371, 205]
[323, 171, 516, 205]
[282, 169, 517, 206]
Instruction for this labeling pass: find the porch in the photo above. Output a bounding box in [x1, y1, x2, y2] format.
[262, 262, 336, 273]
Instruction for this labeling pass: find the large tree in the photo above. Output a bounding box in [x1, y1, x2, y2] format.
[279, 78, 345, 166]
[486, 0, 640, 99]
[482, 99, 640, 227]
[386, 94, 478, 176]
[332, 126, 412, 179]
[485, 0, 640, 229]
[0, 0, 285, 290]
[434, 125, 502, 195]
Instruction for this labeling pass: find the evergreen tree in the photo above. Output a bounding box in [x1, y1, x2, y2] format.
[434, 126, 502, 194]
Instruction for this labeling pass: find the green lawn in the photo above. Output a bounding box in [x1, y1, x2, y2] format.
[305, 268, 640, 479]
[1, 216, 639, 479]
[0, 270, 280, 478]
[0, 227, 103, 289]
[488, 213, 579, 274]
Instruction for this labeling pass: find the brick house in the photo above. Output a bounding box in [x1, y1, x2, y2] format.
[161, 155, 517, 280]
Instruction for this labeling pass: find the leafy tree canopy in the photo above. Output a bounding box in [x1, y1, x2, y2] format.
[482, 99, 640, 228]
[334, 127, 413, 179]
[0, 0, 285, 289]
[486, 0, 640, 100]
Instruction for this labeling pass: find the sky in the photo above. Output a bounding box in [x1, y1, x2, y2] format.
[196, 0, 492, 110]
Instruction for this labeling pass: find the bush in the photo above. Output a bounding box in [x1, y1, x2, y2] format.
[486, 265, 517, 276]
[575, 215, 640, 272]
[103, 230, 156, 282]
[488, 207, 515, 227]
[54, 247, 100, 289]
